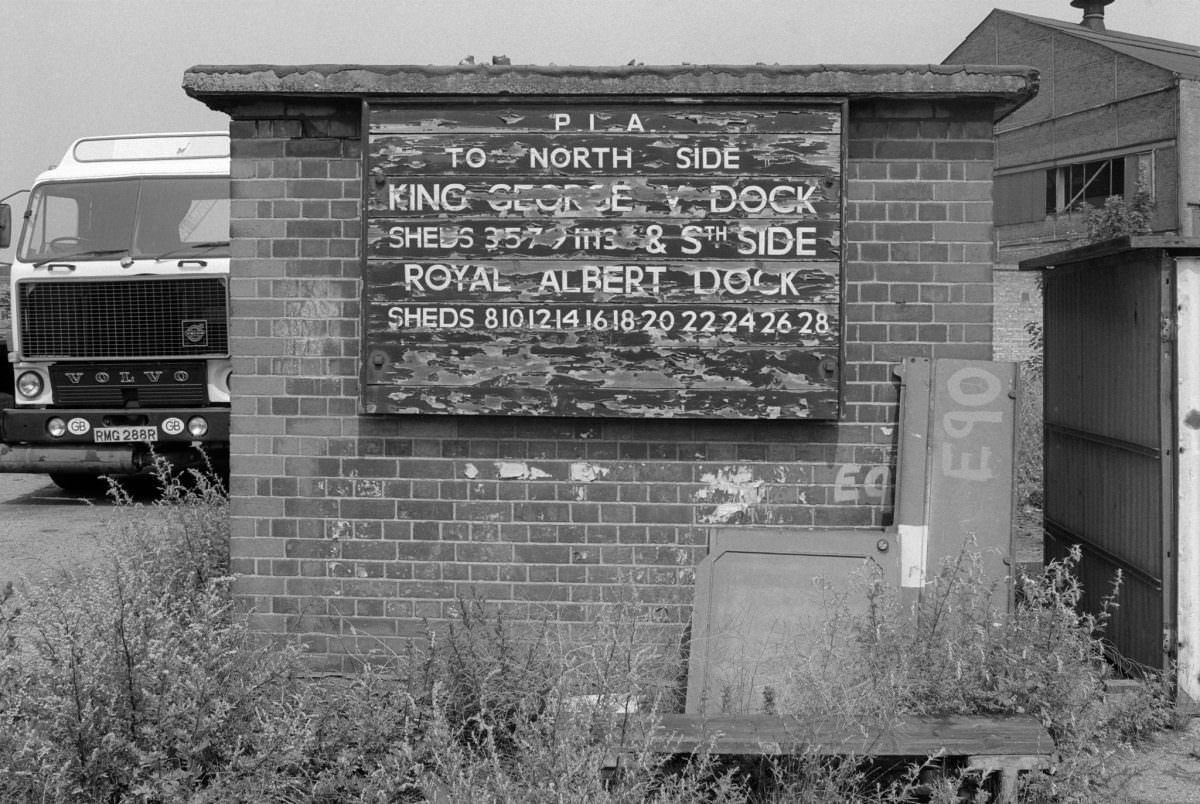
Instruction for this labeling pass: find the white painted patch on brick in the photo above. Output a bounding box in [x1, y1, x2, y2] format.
[695, 465, 763, 503]
[495, 461, 551, 480]
[699, 502, 748, 523]
[899, 524, 929, 588]
[569, 462, 610, 482]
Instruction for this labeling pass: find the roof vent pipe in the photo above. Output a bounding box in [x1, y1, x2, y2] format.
[1071, 0, 1115, 31]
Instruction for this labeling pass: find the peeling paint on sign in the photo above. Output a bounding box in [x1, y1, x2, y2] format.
[363, 101, 843, 419]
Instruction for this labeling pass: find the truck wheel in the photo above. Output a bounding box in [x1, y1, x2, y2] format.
[49, 472, 111, 498]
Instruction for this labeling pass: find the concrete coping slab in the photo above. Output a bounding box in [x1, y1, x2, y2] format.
[184, 63, 1038, 119]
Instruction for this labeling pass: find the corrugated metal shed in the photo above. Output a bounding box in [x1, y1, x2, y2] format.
[1022, 236, 1200, 707]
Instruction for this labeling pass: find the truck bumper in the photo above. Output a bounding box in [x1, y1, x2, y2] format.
[0, 407, 229, 474]
[0, 443, 143, 474]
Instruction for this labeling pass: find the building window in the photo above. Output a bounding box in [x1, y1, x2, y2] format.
[1045, 158, 1123, 214]
[1044, 152, 1153, 215]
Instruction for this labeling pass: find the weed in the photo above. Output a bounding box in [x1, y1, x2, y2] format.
[766, 544, 1175, 802]
[0, 459, 297, 803]
[1075, 190, 1155, 243]
[1017, 362, 1044, 512]
[0, 457, 1177, 802]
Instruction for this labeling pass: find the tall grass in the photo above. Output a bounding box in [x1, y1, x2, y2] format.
[0, 461, 291, 803]
[0, 461, 1175, 802]
[1017, 361, 1044, 512]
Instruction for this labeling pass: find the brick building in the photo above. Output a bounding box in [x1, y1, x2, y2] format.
[185, 64, 1036, 671]
[945, 2, 1200, 360]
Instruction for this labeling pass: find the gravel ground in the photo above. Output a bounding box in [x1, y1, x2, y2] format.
[1092, 716, 1200, 803]
[0, 473, 112, 584]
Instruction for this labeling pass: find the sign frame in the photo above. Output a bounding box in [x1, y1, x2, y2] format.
[360, 96, 847, 419]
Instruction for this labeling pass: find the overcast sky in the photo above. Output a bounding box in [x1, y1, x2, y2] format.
[2, 0, 1197, 261]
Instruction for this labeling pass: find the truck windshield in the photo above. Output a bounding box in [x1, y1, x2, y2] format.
[17, 176, 229, 263]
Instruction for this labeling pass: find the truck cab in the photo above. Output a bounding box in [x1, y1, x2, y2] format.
[0, 132, 230, 492]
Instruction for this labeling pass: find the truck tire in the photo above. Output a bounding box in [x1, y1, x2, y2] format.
[49, 472, 111, 498]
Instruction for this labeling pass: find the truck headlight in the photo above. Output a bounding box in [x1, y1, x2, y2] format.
[46, 417, 67, 437]
[187, 416, 209, 437]
[17, 371, 44, 399]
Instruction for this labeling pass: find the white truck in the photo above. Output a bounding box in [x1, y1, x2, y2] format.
[0, 132, 231, 493]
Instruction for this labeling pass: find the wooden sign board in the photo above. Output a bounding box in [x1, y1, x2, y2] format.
[362, 101, 844, 419]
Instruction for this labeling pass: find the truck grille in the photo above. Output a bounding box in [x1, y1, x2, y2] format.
[18, 277, 228, 359]
[49, 362, 208, 407]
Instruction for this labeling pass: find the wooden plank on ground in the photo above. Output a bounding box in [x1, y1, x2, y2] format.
[623, 713, 1055, 758]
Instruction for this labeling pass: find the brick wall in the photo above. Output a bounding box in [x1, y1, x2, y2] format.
[224, 99, 998, 672]
[1181, 79, 1200, 238]
[992, 266, 1041, 364]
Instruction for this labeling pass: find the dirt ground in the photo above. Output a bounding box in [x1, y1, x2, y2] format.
[1091, 716, 1200, 803]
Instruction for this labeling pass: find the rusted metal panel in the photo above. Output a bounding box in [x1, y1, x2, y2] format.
[363, 100, 844, 418]
[685, 528, 897, 714]
[890, 359, 1016, 596]
[922, 359, 1017, 589]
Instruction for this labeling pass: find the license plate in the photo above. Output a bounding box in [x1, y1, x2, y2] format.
[93, 426, 159, 444]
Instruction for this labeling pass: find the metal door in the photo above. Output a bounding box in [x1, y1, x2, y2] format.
[1042, 248, 1175, 671]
